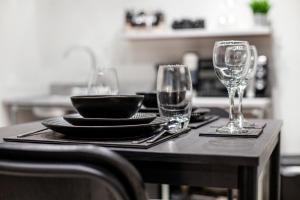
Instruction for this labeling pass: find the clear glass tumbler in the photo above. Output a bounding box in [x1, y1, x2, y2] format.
[157, 65, 193, 133]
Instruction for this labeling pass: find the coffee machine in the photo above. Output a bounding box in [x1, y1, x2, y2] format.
[254, 55, 269, 97]
[196, 59, 227, 97]
[196, 56, 269, 97]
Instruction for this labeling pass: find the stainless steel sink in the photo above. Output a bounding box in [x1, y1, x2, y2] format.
[49, 83, 88, 96]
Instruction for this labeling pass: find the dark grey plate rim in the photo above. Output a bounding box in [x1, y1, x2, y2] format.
[63, 113, 157, 122]
[42, 117, 168, 129]
[71, 95, 144, 99]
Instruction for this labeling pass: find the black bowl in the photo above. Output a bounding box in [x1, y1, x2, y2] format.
[70, 95, 144, 118]
[136, 92, 158, 108]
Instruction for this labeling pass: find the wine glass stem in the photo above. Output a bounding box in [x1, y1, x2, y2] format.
[237, 85, 246, 125]
[238, 87, 244, 116]
[227, 87, 237, 124]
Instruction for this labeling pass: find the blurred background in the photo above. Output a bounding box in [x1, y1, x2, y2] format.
[0, 0, 300, 199]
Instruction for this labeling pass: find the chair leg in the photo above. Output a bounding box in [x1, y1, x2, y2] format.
[227, 189, 233, 200]
[161, 184, 170, 200]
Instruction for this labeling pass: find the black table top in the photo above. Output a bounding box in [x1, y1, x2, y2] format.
[0, 119, 282, 167]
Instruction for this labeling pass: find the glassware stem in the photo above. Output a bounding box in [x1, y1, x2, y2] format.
[228, 87, 237, 125]
[237, 84, 255, 128]
[216, 86, 247, 134]
[237, 85, 246, 127]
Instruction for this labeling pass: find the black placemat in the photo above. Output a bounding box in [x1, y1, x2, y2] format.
[188, 115, 220, 129]
[4, 128, 191, 149]
[198, 127, 263, 138]
[210, 120, 266, 129]
[198, 118, 264, 138]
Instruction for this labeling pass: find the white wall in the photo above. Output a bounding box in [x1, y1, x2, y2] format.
[270, 0, 300, 154]
[0, 0, 299, 154]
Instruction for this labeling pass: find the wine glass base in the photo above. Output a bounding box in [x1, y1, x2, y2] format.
[236, 116, 256, 129]
[216, 122, 248, 134]
[167, 116, 190, 134]
[242, 120, 256, 128]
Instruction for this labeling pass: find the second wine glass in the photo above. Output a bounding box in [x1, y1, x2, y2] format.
[236, 45, 258, 128]
[87, 67, 119, 95]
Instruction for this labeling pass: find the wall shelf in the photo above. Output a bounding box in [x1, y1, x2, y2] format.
[4, 96, 271, 110]
[124, 26, 271, 40]
[192, 97, 271, 109]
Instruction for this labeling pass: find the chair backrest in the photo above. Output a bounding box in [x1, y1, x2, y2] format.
[0, 143, 147, 200]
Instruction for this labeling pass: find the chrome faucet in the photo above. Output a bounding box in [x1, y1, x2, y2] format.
[63, 45, 98, 95]
[63, 45, 97, 71]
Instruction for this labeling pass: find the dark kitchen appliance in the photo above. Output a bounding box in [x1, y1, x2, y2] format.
[197, 59, 227, 97]
[255, 55, 269, 97]
[196, 57, 269, 97]
[125, 10, 164, 28]
[172, 18, 205, 29]
[183, 52, 199, 92]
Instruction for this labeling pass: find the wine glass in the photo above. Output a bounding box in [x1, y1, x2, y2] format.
[213, 41, 250, 134]
[236, 45, 258, 128]
[157, 65, 193, 133]
[87, 67, 119, 95]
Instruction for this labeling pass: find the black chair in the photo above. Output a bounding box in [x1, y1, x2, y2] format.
[0, 143, 147, 200]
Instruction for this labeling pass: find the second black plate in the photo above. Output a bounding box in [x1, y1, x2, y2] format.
[63, 113, 157, 126]
[42, 117, 168, 139]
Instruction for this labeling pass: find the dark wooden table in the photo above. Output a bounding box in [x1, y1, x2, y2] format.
[0, 119, 282, 200]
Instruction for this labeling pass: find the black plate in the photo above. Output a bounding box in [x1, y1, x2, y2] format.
[140, 107, 210, 114]
[136, 92, 158, 108]
[140, 108, 159, 113]
[42, 117, 168, 139]
[63, 113, 157, 126]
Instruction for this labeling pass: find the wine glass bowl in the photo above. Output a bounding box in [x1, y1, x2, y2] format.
[87, 67, 119, 95]
[214, 41, 250, 88]
[245, 46, 258, 81]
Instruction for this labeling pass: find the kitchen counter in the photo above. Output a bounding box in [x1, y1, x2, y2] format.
[3, 95, 72, 108]
[192, 97, 271, 109]
[3, 95, 271, 109]
[3, 95, 272, 124]
[3, 95, 73, 124]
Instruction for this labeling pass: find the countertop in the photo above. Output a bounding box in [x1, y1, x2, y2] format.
[3, 95, 271, 109]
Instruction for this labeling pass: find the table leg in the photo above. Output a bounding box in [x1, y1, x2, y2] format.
[238, 166, 258, 200]
[269, 134, 281, 200]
